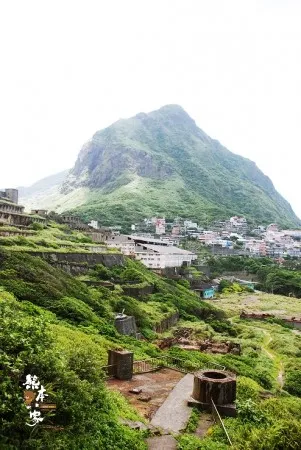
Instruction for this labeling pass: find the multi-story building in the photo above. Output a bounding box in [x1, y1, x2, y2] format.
[134, 243, 197, 269]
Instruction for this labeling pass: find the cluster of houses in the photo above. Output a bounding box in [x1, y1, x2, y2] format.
[4, 187, 301, 269]
[196, 222, 301, 258]
[133, 217, 201, 237]
[140, 215, 301, 259]
[1, 194, 266, 299]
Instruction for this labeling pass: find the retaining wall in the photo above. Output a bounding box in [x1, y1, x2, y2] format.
[122, 284, 154, 298]
[154, 311, 179, 333]
[24, 251, 124, 275]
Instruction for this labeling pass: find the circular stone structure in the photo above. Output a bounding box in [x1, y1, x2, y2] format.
[192, 370, 236, 406]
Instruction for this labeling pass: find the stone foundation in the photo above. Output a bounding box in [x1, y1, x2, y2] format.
[115, 316, 137, 336]
[108, 350, 133, 380]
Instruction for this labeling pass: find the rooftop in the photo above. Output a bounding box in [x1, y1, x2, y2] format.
[129, 235, 170, 246]
[136, 243, 196, 255]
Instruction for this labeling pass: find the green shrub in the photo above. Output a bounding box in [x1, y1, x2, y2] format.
[93, 263, 112, 280]
[237, 376, 262, 402]
[120, 268, 145, 283]
[284, 369, 301, 396]
[236, 398, 266, 424]
[177, 279, 191, 289]
[48, 296, 100, 325]
[31, 222, 44, 231]
[209, 320, 237, 336]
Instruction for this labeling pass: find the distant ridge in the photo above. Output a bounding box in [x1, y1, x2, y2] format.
[18, 170, 69, 211]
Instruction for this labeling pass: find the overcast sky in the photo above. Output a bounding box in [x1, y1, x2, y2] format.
[1, 1, 301, 216]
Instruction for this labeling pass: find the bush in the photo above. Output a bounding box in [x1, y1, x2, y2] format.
[209, 320, 237, 336]
[177, 279, 191, 289]
[237, 376, 262, 402]
[31, 222, 44, 231]
[48, 296, 100, 325]
[120, 268, 145, 283]
[93, 264, 112, 280]
[236, 398, 266, 424]
[284, 369, 301, 396]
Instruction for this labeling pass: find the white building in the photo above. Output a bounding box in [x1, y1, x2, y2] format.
[134, 243, 197, 269]
[184, 220, 198, 229]
[106, 235, 136, 256]
[88, 220, 99, 229]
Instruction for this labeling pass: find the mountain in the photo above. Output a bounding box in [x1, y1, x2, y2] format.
[18, 170, 69, 211]
[23, 105, 299, 227]
[59, 105, 299, 228]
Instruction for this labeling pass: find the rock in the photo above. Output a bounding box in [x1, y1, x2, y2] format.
[129, 388, 142, 394]
[138, 394, 152, 402]
[120, 419, 148, 431]
[146, 435, 178, 450]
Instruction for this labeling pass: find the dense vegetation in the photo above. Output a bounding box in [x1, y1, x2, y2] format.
[179, 291, 301, 450]
[208, 255, 301, 298]
[0, 289, 147, 449]
[58, 105, 299, 229]
[0, 239, 221, 448]
[2, 224, 301, 449]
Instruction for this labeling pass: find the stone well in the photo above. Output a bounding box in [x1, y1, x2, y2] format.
[189, 369, 236, 417]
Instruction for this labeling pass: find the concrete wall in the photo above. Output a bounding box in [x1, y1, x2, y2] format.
[223, 271, 258, 281]
[121, 284, 154, 298]
[115, 316, 137, 336]
[5, 189, 18, 204]
[283, 319, 301, 329]
[154, 311, 179, 333]
[26, 251, 124, 267]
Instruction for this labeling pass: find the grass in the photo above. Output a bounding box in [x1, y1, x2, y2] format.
[211, 292, 301, 318]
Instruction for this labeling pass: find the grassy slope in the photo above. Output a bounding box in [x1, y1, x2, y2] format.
[178, 292, 301, 449]
[2, 226, 301, 448]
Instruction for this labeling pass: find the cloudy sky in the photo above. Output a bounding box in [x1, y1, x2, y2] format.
[1, 1, 301, 215]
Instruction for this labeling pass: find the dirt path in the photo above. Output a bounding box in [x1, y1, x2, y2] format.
[195, 413, 214, 438]
[260, 329, 284, 389]
[277, 362, 285, 389]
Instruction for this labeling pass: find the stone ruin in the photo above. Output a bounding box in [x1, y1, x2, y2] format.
[108, 349, 133, 380]
[188, 369, 237, 417]
[114, 311, 138, 337]
[240, 310, 301, 329]
[0, 188, 47, 227]
[240, 311, 273, 320]
[158, 327, 241, 355]
[199, 340, 241, 355]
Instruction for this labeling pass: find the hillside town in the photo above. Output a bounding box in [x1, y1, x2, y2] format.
[133, 216, 301, 258]
[131, 215, 301, 259]
[2, 189, 301, 270]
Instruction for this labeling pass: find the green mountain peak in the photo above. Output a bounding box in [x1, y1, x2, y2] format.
[60, 105, 299, 228]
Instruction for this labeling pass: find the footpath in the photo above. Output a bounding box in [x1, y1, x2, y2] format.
[147, 373, 194, 449]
